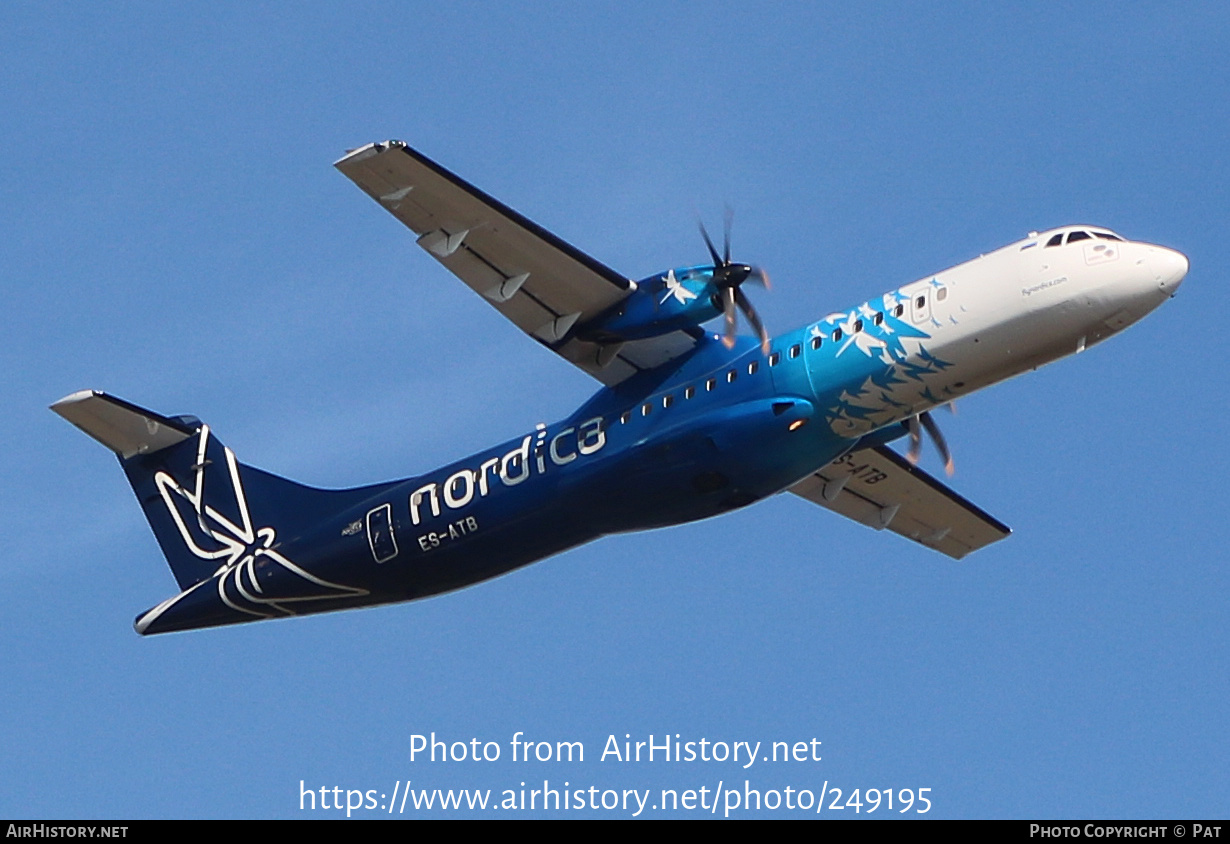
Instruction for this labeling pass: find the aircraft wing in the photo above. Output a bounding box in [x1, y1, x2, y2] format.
[335, 140, 699, 386]
[788, 445, 1010, 559]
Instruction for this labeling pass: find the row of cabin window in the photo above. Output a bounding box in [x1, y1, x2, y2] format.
[810, 292, 946, 340]
[619, 356, 774, 423]
[617, 323, 832, 423]
[616, 293, 946, 425]
[854, 293, 948, 327]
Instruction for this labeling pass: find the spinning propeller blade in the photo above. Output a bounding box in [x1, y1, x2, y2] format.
[906, 410, 955, 477]
[698, 214, 771, 354]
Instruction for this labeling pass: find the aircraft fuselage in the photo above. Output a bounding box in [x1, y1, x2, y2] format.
[109, 224, 1184, 634]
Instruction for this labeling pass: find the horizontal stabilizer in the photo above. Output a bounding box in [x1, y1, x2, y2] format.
[51, 390, 195, 458]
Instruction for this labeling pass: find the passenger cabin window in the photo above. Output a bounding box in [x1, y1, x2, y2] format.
[641, 403, 652, 416]
[936, 286, 948, 302]
[726, 370, 737, 383]
[747, 361, 759, 375]
[662, 395, 674, 408]
[873, 312, 883, 326]
[810, 336, 822, 350]
[768, 352, 780, 366]
[684, 386, 695, 399]
[620, 411, 631, 424]
[893, 304, 904, 317]
[833, 328, 843, 341]
[706, 378, 716, 391]
[789, 344, 801, 359]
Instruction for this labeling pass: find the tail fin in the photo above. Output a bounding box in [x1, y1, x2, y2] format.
[52, 391, 394, 591]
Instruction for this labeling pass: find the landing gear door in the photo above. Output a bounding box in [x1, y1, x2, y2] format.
[366, 503, 399, 563]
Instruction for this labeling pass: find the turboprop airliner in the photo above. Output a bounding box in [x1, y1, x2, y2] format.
[51, 140, 1188, 635]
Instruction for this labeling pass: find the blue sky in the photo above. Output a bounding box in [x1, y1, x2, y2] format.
[3, 2, 1227, 818]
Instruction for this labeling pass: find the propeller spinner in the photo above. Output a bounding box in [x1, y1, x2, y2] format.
[699, 211, 771, 354]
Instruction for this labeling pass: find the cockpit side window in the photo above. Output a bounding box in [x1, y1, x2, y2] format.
[1094, 232, 1124, 242]
[1066, 231, 1091, 244]
[1045, 233, 1063, 247]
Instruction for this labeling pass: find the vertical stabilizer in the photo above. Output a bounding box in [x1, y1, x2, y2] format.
[52, 392, 397, 613]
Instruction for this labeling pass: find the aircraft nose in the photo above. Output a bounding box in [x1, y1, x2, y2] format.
[1152, 246, 1188, 295]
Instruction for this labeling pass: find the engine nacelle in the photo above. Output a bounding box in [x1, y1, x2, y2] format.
[576, 266, 723, 343]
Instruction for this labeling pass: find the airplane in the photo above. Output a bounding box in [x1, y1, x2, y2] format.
[51, 140, 1189, 635]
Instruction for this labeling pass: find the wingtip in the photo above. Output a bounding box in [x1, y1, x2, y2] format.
[334, 139, 409, 167]
[49, 389, 102, 414]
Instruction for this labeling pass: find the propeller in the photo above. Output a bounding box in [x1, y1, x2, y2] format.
[905, 410, 955, 477]
[699, 210, 771, 354]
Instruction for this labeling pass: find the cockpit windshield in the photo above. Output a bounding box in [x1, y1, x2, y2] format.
[1044, 228, 1126, 247]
